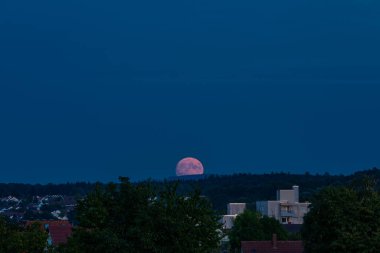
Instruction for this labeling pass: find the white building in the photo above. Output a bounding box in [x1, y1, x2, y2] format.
[256, 186, 310, 224]
[221, 203, 246, 229]
[221, 215, 237, 230]
[227, 203, 246, 215]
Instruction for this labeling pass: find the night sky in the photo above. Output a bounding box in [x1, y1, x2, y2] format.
[1, 0, 380, 183]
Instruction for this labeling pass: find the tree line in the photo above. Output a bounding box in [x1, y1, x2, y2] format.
[227, 175, 380, 253]
[0, 182, 97, 199]
[1, 168, 380, 252]
[1, 168, 380, 212]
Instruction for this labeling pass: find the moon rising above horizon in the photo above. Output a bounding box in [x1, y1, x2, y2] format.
[176, 157, 204, 176]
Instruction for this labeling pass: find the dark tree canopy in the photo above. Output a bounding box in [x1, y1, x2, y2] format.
[60, 177, 222, 253]
[228, 210, 288, 252]
[1, 168, 380, 213]
[0, 217, 47, 253]
[302, 177, 380, 253]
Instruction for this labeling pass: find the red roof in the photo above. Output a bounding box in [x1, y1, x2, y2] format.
[241, 234, 303, 253]
[48, 222, 72, 245]
[26, 220, 73, 245]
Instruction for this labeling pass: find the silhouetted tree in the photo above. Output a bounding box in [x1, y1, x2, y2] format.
[302, 176, 380, 253]
[0, 217, 47, 253]
[60, 177, 222, 253]
[228, 210, 288, 252]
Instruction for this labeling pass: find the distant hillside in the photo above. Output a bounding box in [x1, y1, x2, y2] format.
[0, 182, 97, 198]
[159, 168, 380, 212]
[1, 168, 379, 212]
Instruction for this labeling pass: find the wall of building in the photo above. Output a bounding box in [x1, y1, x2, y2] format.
[221, 214, 237, 229]
[277, 186, 299, 203]
[227, 203, 246, 215]
[257, 186, 309, 224]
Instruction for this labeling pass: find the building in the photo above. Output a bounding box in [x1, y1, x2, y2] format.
[227, 203, 246, 215]
[221, 215, 237, 230]
[241, 234, 304, 253]
[221, 203, 246, 229]
[26, 220, 73, 246]
[256, 186, 310, 224]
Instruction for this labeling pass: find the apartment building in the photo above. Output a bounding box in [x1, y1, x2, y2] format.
[221, 202, 246, 229]
[256, 186, 310, 224]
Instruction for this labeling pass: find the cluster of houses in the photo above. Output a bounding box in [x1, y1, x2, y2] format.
[0, 194, 76, 221]
[221, 185, 310, 253]
[0, 186, 310, 251]
[26, 220, 73, 246]
[0, 195, 76, 247]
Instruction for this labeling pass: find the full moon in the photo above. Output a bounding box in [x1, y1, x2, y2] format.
[176, 157, 204, 176]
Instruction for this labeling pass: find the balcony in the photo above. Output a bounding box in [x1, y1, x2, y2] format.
[280, 211, 296, 217]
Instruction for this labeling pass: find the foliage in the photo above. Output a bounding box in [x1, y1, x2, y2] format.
[0, 182, 97, 198]
[155, 170, 359, 211]
[260, 215, 288, 240]
[302, 176, 380, 253]
[228, 210, 288, 252]
[23, 209, 56, 220]
[1, 168, 380, 213]
[59, 177, 222, 253]
[0, 217, 47, 253]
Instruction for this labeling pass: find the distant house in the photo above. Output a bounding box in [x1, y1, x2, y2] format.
[0, 210, 24, 221]
[241, 234, 304, 253]
[221, 215, 237, 230]
[227, 203, 246, 216]
[256, 186, 310, 224]
[221, 203, 246, 229]
[26, 220, 73, 246]
[63, 196, 77, 212]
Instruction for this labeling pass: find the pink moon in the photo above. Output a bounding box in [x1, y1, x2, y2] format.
[176, 157, 204, 176]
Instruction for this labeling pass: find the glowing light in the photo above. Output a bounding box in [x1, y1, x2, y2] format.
[176, 157, 204, 176]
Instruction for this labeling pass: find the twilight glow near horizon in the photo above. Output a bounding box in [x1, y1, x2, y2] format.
[0, 0, 380, 183]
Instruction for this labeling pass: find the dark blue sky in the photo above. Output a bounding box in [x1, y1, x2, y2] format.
[1, 0, 380, 183]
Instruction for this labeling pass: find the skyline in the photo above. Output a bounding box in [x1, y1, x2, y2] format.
[1, 0, 380, 183]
